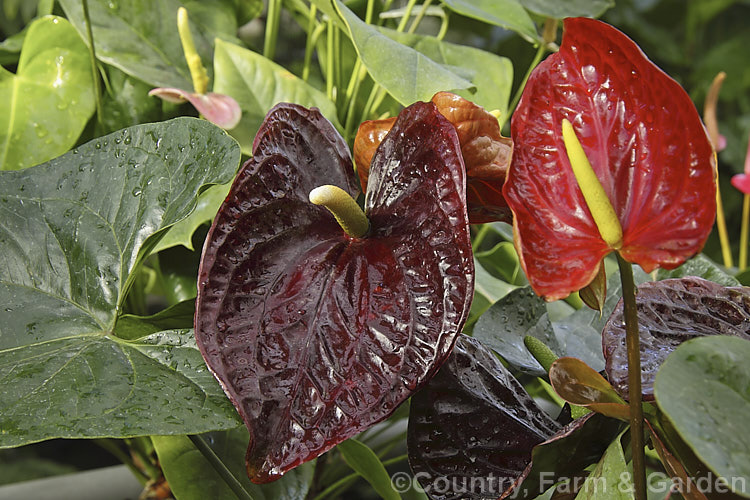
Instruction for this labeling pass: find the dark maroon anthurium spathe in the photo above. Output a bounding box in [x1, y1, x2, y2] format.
[408, 335, 622, 500]
[503, 17, 717, 301]
[194, 101, 474, 482]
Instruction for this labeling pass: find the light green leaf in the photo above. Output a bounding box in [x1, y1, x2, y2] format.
[654, 336, 750, 498]
[380, 28, 513, 117]
[519, 0, 614, 19]
[152, 181, 231, 253]
[440, 0, 538, 42]
[334, 0, 473, 106]
[213, 38, 340, 155]
[338, 438, 402, 500]
[0, 118, 241, 446]
[153, 427, 314, 500]
[0, 16, 94, 170]
[575, 431, 633, 500]
[58, 0, 215, 89]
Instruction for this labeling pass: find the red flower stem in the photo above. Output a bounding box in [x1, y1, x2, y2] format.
[741, 194, 749, 270]
[616, 254, 646, 500]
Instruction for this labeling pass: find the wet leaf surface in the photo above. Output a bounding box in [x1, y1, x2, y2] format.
[603, 277, 750, 400]
[0, 16, 94, 170]
[195, 101, 473, 482]
[504, 17, 716, 300]
[407, 335, 562, 499]
[0, 118, 241, 446]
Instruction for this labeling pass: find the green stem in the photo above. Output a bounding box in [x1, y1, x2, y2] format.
[302, 5, 319, 82]
[312, 454, 408, 500]
[508, 38, 547, 117]
[396, 0, 419, 32]
[365, 0, 375, 23]
[472, 224, 492, 252]
[436, 10, 449, 40]
[616, 254, 647, 500]
[344, 64, 367, 140]
[94, 439, 149, 485]
[326, 19, 335, 101]
[407, 0, 433, 34]
[263, 0, 281, 60]
[189, 434, 254, 500]
[81, 0, 103, 127]
[741, 194, 749, 270]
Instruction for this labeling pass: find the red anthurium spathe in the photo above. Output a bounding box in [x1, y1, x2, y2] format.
[503, 17, 716, 300]
[195, 101, 474, 482]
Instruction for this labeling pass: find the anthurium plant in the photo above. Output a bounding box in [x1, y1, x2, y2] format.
[1, 1, 750, 500]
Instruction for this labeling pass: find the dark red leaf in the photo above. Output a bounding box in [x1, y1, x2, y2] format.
[407, 335, 562, 499]
[602, 277, 750, 401]
[195, 102, 474, 482]
[504, 17, 716, 300]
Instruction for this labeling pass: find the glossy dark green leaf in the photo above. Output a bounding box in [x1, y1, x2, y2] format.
[152, 182, 231, 253]
[333, 0, 473, 106]
[152, 427, 314, 500]
[550, 266, 649, 374]
[96, 66, 164, 136]
[656, 254, 740, 287]
[115, 299, 195, 340]
[408, 335, 562, 499]
[58, 0, 215, 88]
[0, 15, 94, 170]
[654, 336, 750, 498]
[338, 439, 401, 500]
[519, 0, 614, 18]
[379, 28, 514, 118]
[212, 38, 339, 155]
[0, 118, 241, 446]
[603, 277, 750, 401]
[473, 287, 561, 375]
[440, 0, 538, 42]
[0, 330, 241, 447]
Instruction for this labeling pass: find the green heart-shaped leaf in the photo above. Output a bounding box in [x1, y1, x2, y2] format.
[0, 16, 94, 170]
[654, 336, 750, 498]
[0, 118, 242, 447]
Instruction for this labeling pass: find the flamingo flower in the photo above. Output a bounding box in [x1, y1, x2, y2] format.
[503, 17, 717, 301]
